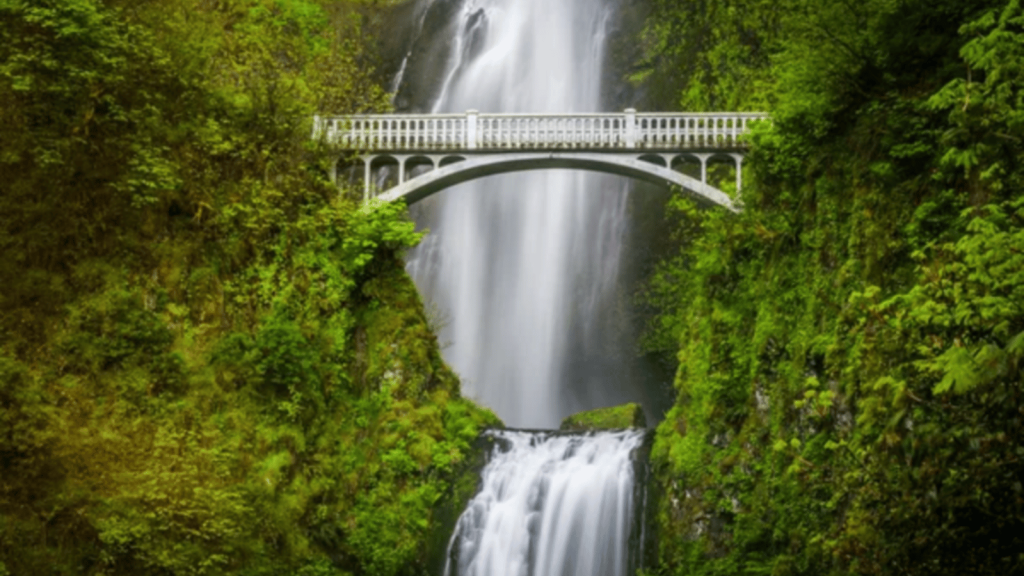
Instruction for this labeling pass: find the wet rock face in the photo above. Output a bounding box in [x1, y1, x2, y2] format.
[387, 0, 468, 112]
[424, 432, 500, 576]
[560, 402, 647, 431]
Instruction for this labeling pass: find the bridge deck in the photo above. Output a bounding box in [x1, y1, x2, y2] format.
[314, 110, 768, 153]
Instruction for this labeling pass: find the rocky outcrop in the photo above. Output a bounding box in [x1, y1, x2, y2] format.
[560, 403, 647, 431]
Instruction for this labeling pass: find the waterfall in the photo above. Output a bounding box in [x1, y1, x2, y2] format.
[405, 0, 634, 429]
[390, 2, 652, 573]
[444, 430, 645, 576]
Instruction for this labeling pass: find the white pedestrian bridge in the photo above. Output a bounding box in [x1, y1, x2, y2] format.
[313, 109, 768, 211]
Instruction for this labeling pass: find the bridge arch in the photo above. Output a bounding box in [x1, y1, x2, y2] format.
[372, 152, 738, 211]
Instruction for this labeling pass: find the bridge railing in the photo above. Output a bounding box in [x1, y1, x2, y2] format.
[313, 110, 768, 151]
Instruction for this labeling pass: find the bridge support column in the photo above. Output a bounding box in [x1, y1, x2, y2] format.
[395, 155, 409, 185]
[695, 153, 711, 184]
[363, 156, 372, 200]
[731, 153, 745, 194]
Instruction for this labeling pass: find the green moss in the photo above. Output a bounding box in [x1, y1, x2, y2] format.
[423, 432, 503, 575]
[560, 403, 647, 431]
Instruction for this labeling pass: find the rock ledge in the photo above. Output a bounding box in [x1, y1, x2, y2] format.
[560, 403, 647, 431]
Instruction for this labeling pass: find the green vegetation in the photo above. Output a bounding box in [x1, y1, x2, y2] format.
[0, 0, 499, 574]
[637, 0, 1024, 574]
[560, 403, 647, 431]
[6, 0, 1023, 573]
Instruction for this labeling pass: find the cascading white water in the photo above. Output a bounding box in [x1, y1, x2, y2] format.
[406, 0, 632, 429]
[393, 3, 651, 573]
[444, 430, 644, 576]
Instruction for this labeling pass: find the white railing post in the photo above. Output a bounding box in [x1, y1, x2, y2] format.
[467, 109, 479, 150]
[624, 108, 636, 149]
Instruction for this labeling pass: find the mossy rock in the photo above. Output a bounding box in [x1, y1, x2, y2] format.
[424, 432, 503, 575]
[560, 403, 647, 431]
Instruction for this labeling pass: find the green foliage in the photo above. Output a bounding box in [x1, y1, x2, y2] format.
[640, 0, 1024, 574]
[631, 0, 786, 110]
[0, 0, 498, 574]
[559, 402, 647, 431]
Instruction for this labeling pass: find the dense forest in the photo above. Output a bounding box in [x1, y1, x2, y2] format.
[0, 1, 498, 574]
[2, 0, 1023, 575]
[637, 0, 1024, 574]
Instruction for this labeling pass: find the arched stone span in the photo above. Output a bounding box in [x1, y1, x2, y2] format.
[373, 152, 739, 211]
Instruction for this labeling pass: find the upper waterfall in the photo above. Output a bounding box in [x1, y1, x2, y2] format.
[405, 0, 637, 429]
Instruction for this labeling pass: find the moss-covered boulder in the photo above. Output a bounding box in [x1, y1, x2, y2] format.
[560, 403, 647, 431]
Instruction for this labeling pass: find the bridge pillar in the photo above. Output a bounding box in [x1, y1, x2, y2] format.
[694, 153, 711, 184]
[363, 155, 372, 200]
[394, 155, 410, 185]
[731, 153, 745, 194]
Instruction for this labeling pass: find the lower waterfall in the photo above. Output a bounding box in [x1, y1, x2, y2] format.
[444, 430, 645, 576]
